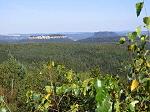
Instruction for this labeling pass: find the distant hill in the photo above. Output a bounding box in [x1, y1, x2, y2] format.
[0, 31, 148, 43]
[94, 31, 119, 37]
[65, 32, 94, 41]
[0, 34, 29, 43]
[78, 32, 121, 43]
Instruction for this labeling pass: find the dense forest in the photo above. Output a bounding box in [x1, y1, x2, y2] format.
[0, 43, 129, 74]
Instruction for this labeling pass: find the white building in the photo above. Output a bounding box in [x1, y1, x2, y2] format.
[29, 34, 67, 40]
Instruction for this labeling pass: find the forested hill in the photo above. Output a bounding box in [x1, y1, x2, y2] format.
[77, 31, 121, 43]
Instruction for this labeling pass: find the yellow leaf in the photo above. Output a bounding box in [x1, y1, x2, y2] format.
[45, 93, 51, 100]
[131, 80, 139, 91]
[146, 62, 150, 68]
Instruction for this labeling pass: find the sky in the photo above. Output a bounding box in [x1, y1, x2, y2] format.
[0, 0, 150, 34]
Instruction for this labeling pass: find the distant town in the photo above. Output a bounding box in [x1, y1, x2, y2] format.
[29, 34, 67, 39]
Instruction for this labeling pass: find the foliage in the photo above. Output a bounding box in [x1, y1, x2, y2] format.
[26, 1, 150, 112]
[136, 2, 144, 17]
[26, 62, 121, 112]
[119, 1, 150, 111]
[0, 55, 27, 111]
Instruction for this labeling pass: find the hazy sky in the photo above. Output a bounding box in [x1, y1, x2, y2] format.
[0, 0, 150, 34]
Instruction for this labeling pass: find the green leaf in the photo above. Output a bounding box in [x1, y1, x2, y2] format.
[141, 36, 145, 42]
[0, 96, 4, 102]
[66, 70, 73, 81]
[96, 79, 102, 88]
[74, 88, 80, 96]
[32, 93, 40, 101]
[44, 102, 51, 109]
[135, 58, 144, 66]
[56, 85, 71, 95]
[140, 35, 148, 42]
[128, 44, 137, 51]
[96, 97, 112, 112]
[26, 91, 33, 98]
[145, 25, 150, 30]
[128, 32, 137, 42]
[51, 61, 55, 67]
[45, 86, 52, 93]
[142, 78, 150, 83]
[119, 37, 126, 44]
[115, 100, 120, 112]
[82, 78, 94, 95]
[136, 2, 144, 17]
[143, 17, 150, 25]
[136, 26, 141, 36]
[129, 100, 139, 111]
[70, 104, 79, 112]
[0, 108, 7, 112]
[96, 88, 107, 104]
